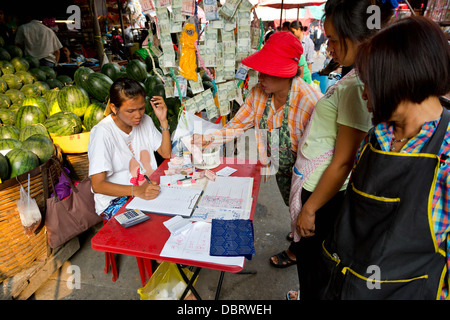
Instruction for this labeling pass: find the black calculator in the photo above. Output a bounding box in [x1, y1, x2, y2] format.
[114, 209, 150, 228]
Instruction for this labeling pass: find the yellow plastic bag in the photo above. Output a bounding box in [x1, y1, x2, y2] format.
[137, 262, 197, 300]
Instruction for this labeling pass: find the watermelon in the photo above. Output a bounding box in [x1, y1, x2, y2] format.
[0, 138, 22, 150]
[0, 125, 20, 140]
[83, 102, 106, 131]
[44, 111, 82, 136]
[0, 48, 11, 61]
[15, 105, 46, 129]
[22, 96, 49, 116]
[23, 55, 40, 69]
[144, 75, 163, 97]
[43, 88, 59, 103]
[57, 85, 90, 117]
[145, 54, 160, 72]
[101, 63, 121, 81]
[6, 148, 39, 178]
[47, 79, 63, 89]
[8, 104, 21, 113]
[39, 66, 56, 79]
[19, 124, 50, 142]
[22, 134, 55, 164]
[34, 81, 50, 93]
[0, 61, 15, 75]
[126, 59, 148, 82]
[56, 75, 73, 86]
[11, 57, 29, 72]
[2, 74, 22, 90]
[14, 71, 34, 85]
[0, 93, 11, 108]
[74, 67, 94, 92]
[0, 109, 15, 125]
[29, 68, 47, 82]
[5, 89, 25, 105]
[0, 78, 7, 93]
[0, 152, 10, 181]
[152, 84, 166, 99]
[85, 73, 113, 103]
[5, 45, 23, 58]
[21, 84, 41, 97]
[48, 98, 61, 116]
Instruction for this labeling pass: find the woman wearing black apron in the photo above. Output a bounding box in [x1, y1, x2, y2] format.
[321, 17, 450, 300]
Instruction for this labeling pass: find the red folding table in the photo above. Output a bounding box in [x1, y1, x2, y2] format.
[91, 157, 262, 300]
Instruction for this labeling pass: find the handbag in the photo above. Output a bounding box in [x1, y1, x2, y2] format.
[45, 157, 102, 248]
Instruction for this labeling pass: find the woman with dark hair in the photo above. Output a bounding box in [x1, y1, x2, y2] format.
[88, 77, 171, 220]
[283, 0, 396, 300]
[321, 16, 450, 300]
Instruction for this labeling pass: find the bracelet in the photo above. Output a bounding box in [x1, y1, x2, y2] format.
[160, 125, 170, 131]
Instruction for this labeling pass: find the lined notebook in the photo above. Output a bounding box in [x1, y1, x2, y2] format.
[125, 186, 203, 217]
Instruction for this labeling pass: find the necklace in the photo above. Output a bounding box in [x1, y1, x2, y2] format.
[390, 136, 411, 151]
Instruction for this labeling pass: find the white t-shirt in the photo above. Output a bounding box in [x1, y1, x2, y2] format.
[88, 114, 162, 214]
[15, 20, 63, 63]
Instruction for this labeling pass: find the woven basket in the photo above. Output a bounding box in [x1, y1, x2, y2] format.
[0, 146, 62, 282]
[63, 152, 89, 181]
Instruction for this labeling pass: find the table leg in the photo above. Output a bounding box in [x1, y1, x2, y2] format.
[136, 257, 153, 286]
[177, 265, 202, 300]
[215, 271, 225, 300]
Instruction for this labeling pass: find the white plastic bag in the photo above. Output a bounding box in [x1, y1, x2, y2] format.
[16, 174, 41, 235]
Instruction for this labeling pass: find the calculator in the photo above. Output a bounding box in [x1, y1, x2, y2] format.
[114, 209, 150, 228]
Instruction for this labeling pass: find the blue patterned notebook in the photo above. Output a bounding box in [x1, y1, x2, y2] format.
[210, 219, 255, 260]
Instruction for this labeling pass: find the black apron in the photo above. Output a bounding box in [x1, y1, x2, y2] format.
[321, 108, 449, 300]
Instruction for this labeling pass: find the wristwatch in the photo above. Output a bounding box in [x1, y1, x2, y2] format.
[160, 125, 170, 131]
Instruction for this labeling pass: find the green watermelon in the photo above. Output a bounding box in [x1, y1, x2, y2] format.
[14, 71, 34, 85]
[126, 59, 147, 82]
[48, 98, 61, 116]
[19, 123, 50, 141]
[57, 85, 90, 117]
[5, 89, 25, 105]
[74, 67, 94, 92]
[0, 93, 11, 108]
[43, 88, 59, 103]
[39, 66, 56, 79]
[15, 105, 46, 129]
[0, 48, 11, 61]
[22, 96, 49, 116]
[0, 138, 22, 150]
[0, 108, 15, 125]
[46, 79, 63, 89]
[152, 84, 166, 99]
[44, 111, 83, 136]
[11, 57, 29, 72]
[0, 78, 7, 93]
[29, 68, 47, 82]
[0, 61, 15, 75]
[23, 55, 40, 69]
[8, 103, 21, 113]
[21, 84, 41, 97]
[83, 102, 106, 131]
[144, 54, 160, 72]
[144, 75, 163, 97]
[34, 81, 50, 94]
[2, 74, 22, 90]
[5, 45, 23, 58]
[0, 152, 10, 182]
[6, 148, 39, 178]
[56, 75, 73, 86]
[101, 63, 121, 81]
[22, 134, 55, 164]
[0, 125, 20, 140]
[86, 73, 113, 103]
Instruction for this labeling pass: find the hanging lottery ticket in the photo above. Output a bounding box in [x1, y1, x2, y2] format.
[156, 0, 171, 8]
[181, 0, 195, 16]
[217, 83, 231, 116]
[193, 94, 205, 113]
[219, 0, 242, 20]
[235, 63, 249, 80]
[203, 0, 219, 21]
[184, 98, 198, 114]
[202, 88, 219, 120]
[188, 73, 205, 94]
[174, 75, 188, 98]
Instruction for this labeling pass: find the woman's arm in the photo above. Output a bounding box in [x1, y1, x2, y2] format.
[91, 171, 161, 200]
[151, 96, 171, 159]
[296, 124, 367, 237]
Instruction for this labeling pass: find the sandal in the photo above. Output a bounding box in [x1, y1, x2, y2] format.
[286, 290, 300, 300]
[286, 232, 294, 241]
[269, 251, 297, 268]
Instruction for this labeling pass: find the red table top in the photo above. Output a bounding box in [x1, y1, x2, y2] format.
[91, 157, 262, 273]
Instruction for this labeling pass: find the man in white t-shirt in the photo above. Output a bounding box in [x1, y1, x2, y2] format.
[15, 18, 63, 68]
[88, 78, 171, 217]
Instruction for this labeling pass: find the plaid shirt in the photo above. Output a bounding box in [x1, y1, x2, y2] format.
[355, 119, 450, 299]
[218, 76, 321, 157]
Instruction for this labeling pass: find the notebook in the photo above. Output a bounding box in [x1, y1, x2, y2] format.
[125, 186, 203, 217]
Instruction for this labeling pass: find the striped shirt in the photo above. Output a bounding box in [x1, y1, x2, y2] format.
[216, 76, 322, 158]
[355, 119, 450, 299]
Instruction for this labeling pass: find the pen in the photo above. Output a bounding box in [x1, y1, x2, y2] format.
[143, 174, 151, 183]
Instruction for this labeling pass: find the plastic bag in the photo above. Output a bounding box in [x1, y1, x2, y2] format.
[16, 174, 41, 235]
[137, 262, 197, 300]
